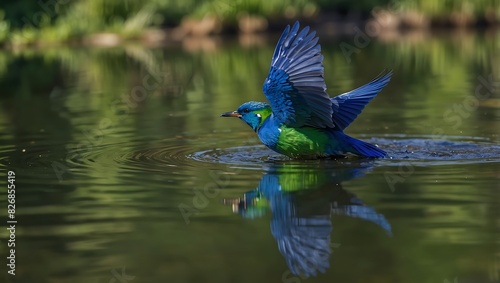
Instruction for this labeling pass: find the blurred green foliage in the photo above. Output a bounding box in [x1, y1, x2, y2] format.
[0, 32, 499, 283]
[396, 0, 500, 16]
[0, 29, 498, 135]
[0, 0, 499, 46]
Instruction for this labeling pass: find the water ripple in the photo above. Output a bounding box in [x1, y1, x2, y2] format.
[4, 134, 498, 180]
[189, 135, 500, 167]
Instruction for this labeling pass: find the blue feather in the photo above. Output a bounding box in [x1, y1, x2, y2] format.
[263, 21, 334, 128]
[326, 131, 387, 157]
[343, 134, 387, 157]
[331, 70, 392, 130]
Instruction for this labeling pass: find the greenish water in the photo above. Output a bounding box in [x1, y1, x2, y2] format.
[0, 31, 499, 283]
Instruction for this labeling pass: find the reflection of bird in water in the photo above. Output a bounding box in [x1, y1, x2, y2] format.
[224, 164, 391, 277]
[221, 21, 391, 158]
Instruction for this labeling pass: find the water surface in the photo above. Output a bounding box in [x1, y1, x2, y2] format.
[0, 31, 499, 283]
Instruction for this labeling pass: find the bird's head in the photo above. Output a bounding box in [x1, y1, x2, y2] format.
[221, 101, 272, 131]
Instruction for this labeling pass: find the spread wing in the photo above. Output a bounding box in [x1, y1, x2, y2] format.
[330, 70, 392, 130]
[262, 22, 334, 128]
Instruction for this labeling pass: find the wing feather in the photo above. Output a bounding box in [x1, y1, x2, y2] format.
[263, 22, 334, 128]
[331, 70, 392, 130]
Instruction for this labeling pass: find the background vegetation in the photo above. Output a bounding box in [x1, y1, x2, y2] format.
[0, 0, 499, 46]
[0, 2, 499, 282]
[0, 31, 499, 283]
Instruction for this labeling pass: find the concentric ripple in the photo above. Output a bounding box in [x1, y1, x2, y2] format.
[189, 145, 286, 167]
[114, 140, 214, 172]
[4, 134, 498, 179]
[61, 138, 219, 174]
[189, 135, 500, 167]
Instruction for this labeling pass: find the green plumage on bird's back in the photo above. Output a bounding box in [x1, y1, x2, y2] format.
[276, 126, 331, 159]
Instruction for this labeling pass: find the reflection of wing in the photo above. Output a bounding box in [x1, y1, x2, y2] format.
[332, 198, 392, 235]
[229, 165, 391, 278]
[262, 22, 334, 128]
[270, 195, 332, 277]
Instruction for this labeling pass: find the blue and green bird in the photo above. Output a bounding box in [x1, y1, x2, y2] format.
[221, 22, 392, 159]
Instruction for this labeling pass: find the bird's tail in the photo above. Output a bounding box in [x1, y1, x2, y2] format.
[338, 132, 387, 158]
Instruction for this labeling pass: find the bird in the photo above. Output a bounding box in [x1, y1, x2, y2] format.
[221, 21, 392, 159]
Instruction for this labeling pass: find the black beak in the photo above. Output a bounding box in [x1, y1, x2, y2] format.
[220, 111, 241, 118]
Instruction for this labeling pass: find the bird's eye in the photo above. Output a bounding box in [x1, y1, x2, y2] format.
[243, 108, 250, 113]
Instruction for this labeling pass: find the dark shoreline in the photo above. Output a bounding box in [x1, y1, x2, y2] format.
[3, 12, 500, 50]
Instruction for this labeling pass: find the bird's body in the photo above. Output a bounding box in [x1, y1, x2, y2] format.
[221, 22, 392, 159]
[250, 104, 388, 159]
[260, 116, 327, 158]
